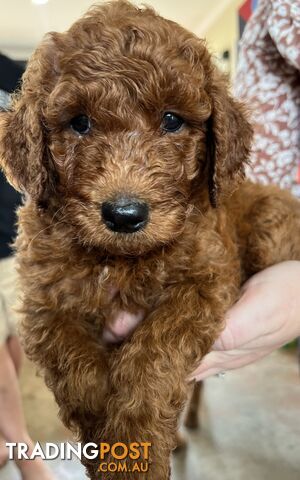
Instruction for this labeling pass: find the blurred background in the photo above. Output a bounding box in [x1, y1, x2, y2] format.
[0, 0, 250, 76]
[0, 1, 299, 480]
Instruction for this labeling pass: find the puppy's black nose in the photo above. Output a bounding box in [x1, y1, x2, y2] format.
[101, 198, 149, 233]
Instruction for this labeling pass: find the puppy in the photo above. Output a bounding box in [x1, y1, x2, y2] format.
[1, 1, 300, 479]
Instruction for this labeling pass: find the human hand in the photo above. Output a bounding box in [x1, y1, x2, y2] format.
[191, 261, 300, 381]
[103, 262, 300, 379]
[103, 309, 145, 343]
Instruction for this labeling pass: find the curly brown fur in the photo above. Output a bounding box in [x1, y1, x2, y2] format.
[1, 2, 300, 479]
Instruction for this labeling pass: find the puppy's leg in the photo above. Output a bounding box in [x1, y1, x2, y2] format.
[174, 431, 187, 452]
[96, 284, 231, 480]
[21, 312, 108, 428]
[174, 382, 203, 453]
[244, 191, 300, 275]
[184, 381, 203, 430]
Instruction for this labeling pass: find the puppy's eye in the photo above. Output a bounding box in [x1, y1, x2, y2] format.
[161, 112, 184, 132]
[69, 115, 91, 135]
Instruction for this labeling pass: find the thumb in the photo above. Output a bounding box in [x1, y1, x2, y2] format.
[103, 309, 145, 343]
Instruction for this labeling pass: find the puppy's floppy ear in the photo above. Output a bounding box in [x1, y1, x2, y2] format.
[0, 34, 60, 200]
[0, 103, 48, 199]
[207, 73, 253, 207]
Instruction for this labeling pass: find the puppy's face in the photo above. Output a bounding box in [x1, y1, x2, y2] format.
[0, 1, 252, 255]
[45, 35, 211, 255]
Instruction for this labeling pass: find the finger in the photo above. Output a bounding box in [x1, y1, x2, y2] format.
[102, 328, 121, 343]
[190, 347, 275, 381]
[103, 309, 145, 343]
[190, 349, 243, 379]
[192, 366, 222, 382]
[188, 351, 220, 380]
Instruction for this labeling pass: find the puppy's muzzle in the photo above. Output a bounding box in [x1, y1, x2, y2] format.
[101, 197, 149, 233]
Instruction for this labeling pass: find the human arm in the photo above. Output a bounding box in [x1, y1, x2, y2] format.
[192, 261, 300, 380]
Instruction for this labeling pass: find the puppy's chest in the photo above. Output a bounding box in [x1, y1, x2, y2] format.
[89, 248, 198, 321]
[97, 258, 171, 314]
[56, 240, 198, 320]
[67, 252, 184, 324]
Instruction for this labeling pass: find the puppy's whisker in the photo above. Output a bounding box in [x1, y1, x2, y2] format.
[27, 211, 70, 249]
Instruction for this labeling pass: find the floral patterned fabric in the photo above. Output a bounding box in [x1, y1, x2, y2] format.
[234, 0, 300, 197]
